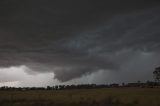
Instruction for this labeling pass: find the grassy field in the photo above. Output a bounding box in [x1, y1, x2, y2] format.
[0, 88, 160, 106]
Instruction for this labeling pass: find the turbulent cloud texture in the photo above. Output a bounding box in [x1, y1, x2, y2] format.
[0, 0, 160, 82]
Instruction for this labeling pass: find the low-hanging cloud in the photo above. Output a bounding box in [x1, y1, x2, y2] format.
[0, 0, 160, 82]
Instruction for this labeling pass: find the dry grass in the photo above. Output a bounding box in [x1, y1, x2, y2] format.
[0, 88, 160, 106]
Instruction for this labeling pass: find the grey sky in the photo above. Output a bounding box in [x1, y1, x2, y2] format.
[0, 0, 160, 86]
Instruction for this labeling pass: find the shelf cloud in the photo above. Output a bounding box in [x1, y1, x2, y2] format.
[0, 0, 160, 82]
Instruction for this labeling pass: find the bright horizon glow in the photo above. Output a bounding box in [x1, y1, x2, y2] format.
[0, 65, 58, 87]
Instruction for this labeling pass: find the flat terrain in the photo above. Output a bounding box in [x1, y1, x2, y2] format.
[0, 88, 160, 106]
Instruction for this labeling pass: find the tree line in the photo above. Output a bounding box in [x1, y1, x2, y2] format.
[0, 81, 159, 91]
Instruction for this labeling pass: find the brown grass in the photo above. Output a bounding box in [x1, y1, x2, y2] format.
[0, 87, 160, 106]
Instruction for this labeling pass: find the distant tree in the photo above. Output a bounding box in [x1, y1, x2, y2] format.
[55, 85, 59, 90]
[47, 86, 51, 90]
[153, 67, 160, 83]
[122, 83, 125, 87]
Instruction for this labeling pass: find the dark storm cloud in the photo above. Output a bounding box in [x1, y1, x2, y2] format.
[0, 0, 160, 81]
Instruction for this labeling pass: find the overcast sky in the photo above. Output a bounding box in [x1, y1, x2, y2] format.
[0, 0, 160, 87]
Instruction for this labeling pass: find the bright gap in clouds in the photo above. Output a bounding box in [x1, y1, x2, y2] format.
[0, 65, 58, 87]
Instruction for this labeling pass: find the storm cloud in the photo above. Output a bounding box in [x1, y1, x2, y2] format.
[0, 0, 160, 82]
